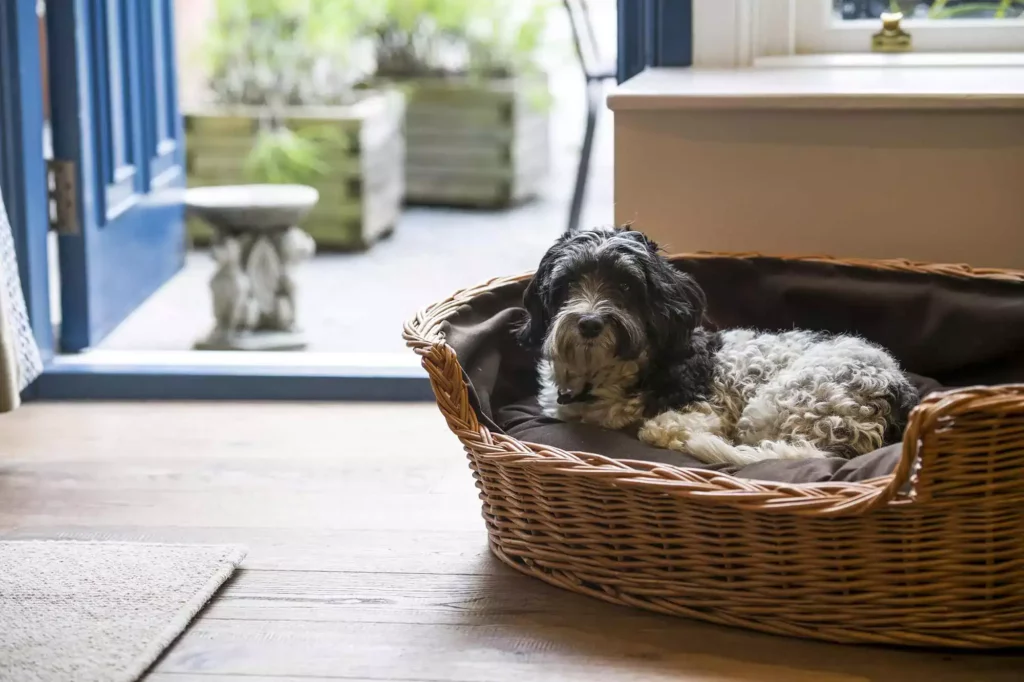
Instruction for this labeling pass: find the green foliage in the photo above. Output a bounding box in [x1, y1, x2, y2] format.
[203, 0, 360, 107]
[197, 0, 559, 186]
[888, 0, 1024, 18]
[464, 0, 556, 78]
[929, 1, 1024, 18]
[200, 0, 360, 186]
[242, 124, 344, 185]
[357, 0, 557, 78]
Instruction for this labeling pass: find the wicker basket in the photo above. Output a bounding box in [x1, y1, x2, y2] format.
[403, 254, 1024, 649]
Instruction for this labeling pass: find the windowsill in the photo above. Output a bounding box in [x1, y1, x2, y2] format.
[607, 64, 1024, 112]
[754, 52, 1024, 69]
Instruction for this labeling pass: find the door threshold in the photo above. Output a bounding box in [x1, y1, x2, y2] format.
[28, 351, 434, 402]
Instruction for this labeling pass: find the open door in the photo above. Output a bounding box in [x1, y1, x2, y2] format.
[46, 0, 185, 352]
[616, 0, 692, 83]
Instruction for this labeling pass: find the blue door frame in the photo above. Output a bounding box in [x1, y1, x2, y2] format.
[0, 0, 430, 402]
[2, 0, 691, 402]
[617, 0, 693, 83]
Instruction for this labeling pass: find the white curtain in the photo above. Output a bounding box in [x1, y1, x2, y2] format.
[0, 182, 43, 412]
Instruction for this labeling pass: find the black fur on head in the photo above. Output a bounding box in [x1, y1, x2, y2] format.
[515, 225, 709, 361]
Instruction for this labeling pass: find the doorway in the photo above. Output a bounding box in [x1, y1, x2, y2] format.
[3, 0, 629, 400]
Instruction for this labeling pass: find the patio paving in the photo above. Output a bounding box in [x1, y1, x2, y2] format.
[98, 2, 616, 354]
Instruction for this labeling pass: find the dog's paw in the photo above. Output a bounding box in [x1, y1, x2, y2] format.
[639, 412, 693, 451]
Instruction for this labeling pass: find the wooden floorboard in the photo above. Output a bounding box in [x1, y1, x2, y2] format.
[2, 402, 1021, 681]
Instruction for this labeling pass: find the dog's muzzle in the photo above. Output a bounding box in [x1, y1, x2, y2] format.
[557, 383, 595, 404]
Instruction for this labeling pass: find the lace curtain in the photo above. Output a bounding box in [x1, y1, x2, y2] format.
[0, 181, 43, 411]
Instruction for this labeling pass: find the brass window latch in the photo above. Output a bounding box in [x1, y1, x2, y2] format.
[872, 11, 912, 52]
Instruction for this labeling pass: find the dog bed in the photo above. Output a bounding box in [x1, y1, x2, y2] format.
[404, 254, 1024, 648]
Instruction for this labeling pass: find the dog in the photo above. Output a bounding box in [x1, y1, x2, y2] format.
[516, 226, 919, 466]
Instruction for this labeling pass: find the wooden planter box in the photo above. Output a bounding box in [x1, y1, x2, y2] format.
[397, 74, 550, 208]
[184, 90, 405, 251]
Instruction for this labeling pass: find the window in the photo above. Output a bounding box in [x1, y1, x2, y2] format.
[693, 0, 1024, 68]
[797, 0, 1024, 53]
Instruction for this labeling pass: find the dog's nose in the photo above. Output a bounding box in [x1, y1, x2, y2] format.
[577, 315, 604, 339]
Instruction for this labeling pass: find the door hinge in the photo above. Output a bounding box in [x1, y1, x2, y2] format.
[47, 159, 80, 235]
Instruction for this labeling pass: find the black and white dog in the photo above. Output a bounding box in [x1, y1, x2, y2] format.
[516, 226, 918, 466]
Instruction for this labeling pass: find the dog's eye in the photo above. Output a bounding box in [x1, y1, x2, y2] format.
[621, 282, 632, 294]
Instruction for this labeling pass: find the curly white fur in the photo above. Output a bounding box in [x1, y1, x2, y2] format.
[639, 329, 909, 465]
[541, 329, 913, 466]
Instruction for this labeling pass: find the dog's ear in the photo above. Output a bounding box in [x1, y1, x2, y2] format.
[515, 275, 548, 349]
[666, 267, 708, 329]
[515, 247, 560, 349]
[647, 256, 708, 349]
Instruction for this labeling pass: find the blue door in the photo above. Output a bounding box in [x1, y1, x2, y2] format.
[46, 0, 185, 352]
[617, 0, 693, 82]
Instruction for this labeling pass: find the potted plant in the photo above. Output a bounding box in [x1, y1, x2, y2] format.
[917, 0, 1022, 18]
[185, 0, 406, 250]
[359, 0, 554, 208]
[853, 0, 1024, 19]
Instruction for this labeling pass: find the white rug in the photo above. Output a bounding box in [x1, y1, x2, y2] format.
[0, 541, 246, 682]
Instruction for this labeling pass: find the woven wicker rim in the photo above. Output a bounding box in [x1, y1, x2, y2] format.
[403, 252, 1024, 518]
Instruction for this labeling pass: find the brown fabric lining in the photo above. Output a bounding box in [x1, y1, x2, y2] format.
[441, 256, 1024, 483]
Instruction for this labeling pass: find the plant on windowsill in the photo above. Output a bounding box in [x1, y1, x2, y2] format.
[888, 0, 1023, 19]
[185, 0, 406, 251]
[357, 0, 555, 208]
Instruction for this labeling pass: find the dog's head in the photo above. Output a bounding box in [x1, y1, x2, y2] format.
[516, 226, 707, 372]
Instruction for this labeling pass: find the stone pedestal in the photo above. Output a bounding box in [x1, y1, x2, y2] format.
[185, 185, 318, 351]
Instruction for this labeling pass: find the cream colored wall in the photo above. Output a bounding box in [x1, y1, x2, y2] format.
[614, 109, 1024, 269]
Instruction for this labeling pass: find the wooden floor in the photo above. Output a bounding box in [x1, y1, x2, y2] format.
[2, 403, 1021, 681]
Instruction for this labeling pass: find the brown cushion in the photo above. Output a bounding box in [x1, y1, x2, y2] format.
[441, 256, 1024, 483]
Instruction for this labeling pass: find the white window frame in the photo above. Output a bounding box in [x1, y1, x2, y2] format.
[694, 0, 1024, 68]
[797, 0, 1024, 53]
